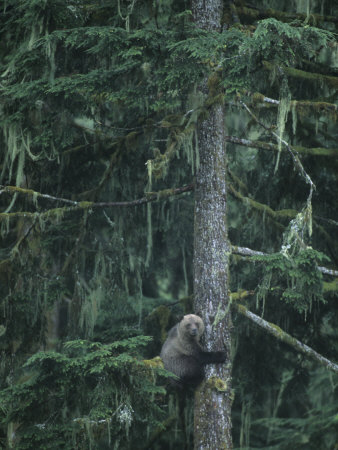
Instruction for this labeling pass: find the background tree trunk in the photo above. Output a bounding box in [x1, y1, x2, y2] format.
[192, 1, 232, 448]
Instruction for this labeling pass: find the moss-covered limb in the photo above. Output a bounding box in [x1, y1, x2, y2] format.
[230, 289, 254, 301]
[263, 61, 338, 89]
[323, 279, 338, 293]
[62, 142, 93, 156]
[227, 168, 249, 195]
[231, 245, 265, 257]
[92, 184, 194, 207]
[0, 185, 194, 222]
[229, 281, 338, 296]
[250, 93, 338, 119]
[234, 303, 338, 374]
[240, 101, 315, 201]
[142, 356, 164, 370]
[300, 58, 338, 77]
[225, 135, 338, 157]
[0, 204, 92, 221]
[319, 266, 338, 277]
[0, 208, 66, 221]
[231, 245, 338, 277]
[229, 183, 295, 226]
[0, 185, 79, 205]
[235, 5, 338, 25]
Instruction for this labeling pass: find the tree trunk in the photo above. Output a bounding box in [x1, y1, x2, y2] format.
[192, 1, 233, 448]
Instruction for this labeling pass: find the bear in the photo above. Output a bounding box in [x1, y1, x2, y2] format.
[160, 314, 226, 387]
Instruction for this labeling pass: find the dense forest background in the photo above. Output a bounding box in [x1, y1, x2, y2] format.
[0, 0, 337, 448]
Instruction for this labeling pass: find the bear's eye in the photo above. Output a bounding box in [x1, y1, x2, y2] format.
[195, 322, 199, 328]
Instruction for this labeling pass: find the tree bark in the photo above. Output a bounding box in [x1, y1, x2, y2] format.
[192, 1, 233, 448]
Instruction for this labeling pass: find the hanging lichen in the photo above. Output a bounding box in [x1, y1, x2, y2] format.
[145, 202, 153, 267]
[281, 202, 313, 257]
[239, 399, 251, 449]
[182, 245, 189, 297]
[274, 77, 291, 173]
[117, 0, 137, 31]
[145, 160, 153, 267]
[291, 101, 297, 135]
[45, 35, 56, 84]
[4, 193, 18, 214]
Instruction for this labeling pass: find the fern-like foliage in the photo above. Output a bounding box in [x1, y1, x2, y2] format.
[255, 248, 329, 314]
[0, 337, 168, 449]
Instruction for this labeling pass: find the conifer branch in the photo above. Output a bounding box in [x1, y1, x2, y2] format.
[263, 61, 338, 89]
[226, 136, 338, 157]
[91, 184, 194, 207]
[231, 245, 338, 277]
[0, 185, 78, 205]
[250, 92, 338, 117]
[0, 184, 194, 219]
[234, 303, 338, 374]
[228, 183, 295, 227]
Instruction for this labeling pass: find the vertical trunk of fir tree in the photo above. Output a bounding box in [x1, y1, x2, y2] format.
[192, 1, 233, 449]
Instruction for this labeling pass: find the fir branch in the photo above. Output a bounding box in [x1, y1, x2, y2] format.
[234, 303, 338, 374]
[231, 245, 265, 257]
[91, 184, 194, 207]
[323, 279, 338, 293]
[231, 245, 338, 277]
[225, 136, 338, 157]
[0, 185, 78, 205]
[250, 92, 338, 118]
[230, 289, 255, 300]
[263, 61, 338, 89]
[0, 184, 194, 219]
[229, 183, 295, 227]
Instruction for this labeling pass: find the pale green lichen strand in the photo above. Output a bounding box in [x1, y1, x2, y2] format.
[275, 80, 291, 173]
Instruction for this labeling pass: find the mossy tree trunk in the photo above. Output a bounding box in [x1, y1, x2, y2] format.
[192, 1, 233, 448]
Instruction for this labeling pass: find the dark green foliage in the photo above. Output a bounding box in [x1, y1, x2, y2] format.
[0, 0, 337, 448]
[0, 337, 168, 449]
[255, 248, 328, 314]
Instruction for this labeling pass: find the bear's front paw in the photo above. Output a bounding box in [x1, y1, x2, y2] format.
[214, 351, 227, 363]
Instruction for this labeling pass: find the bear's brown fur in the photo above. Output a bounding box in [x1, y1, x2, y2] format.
[160, 314, 226, 386]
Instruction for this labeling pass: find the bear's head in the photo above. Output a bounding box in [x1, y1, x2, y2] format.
[179, 314, 205, 341]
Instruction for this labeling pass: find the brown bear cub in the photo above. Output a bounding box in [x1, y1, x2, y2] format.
[160, 314, 226, 387]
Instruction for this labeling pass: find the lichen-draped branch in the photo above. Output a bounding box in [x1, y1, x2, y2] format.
[225, 136, 338, 158]
[263, 61, 338, 89]
[0, 184, 194, 219]
[234, 303, 338, 374]
[228, 183, 295, 226]
[2, 184, 337, 281]
[229, 171, 336, 255]
[249, 92, 338, 118]
[231, 245, 338, 278]
[0, 185, 79, 205]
